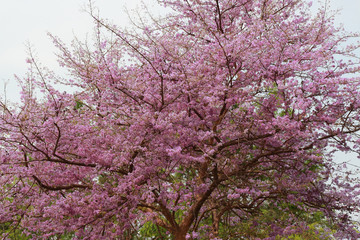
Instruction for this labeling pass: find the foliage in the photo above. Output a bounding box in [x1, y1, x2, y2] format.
[1, 0, 360, 239]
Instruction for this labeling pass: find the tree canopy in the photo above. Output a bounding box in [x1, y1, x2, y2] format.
[1, 0, 360, 239]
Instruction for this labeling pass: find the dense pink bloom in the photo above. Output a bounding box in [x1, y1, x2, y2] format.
[1, 0, 360, 239]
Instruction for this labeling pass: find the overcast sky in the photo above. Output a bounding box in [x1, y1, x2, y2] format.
[0, 0, 359, 92]
[0, 0, 163, 98]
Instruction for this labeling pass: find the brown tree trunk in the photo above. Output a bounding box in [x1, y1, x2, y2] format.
[211, 209, 220, 237]
[174, 230, 187, 240]
[211, 206, 220, 237]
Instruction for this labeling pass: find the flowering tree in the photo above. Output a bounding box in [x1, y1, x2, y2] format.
[1, 0, 360, 239]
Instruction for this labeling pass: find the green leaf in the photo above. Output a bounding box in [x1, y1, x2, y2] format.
[74, 100, 83, 110]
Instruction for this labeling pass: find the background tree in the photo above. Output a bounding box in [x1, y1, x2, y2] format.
[1, 0, 360, 239]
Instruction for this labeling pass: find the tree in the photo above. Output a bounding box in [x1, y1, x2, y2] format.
[1, 0, 360, 239]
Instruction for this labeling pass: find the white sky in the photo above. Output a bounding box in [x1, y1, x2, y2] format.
[0, 0, 160, 99]
[0, 0, 359, 165]
[0, 0, 359, 94]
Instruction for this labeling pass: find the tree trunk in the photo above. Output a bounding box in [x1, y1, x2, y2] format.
[212, 209, 220, 238]
[174, 230, 187, 240]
